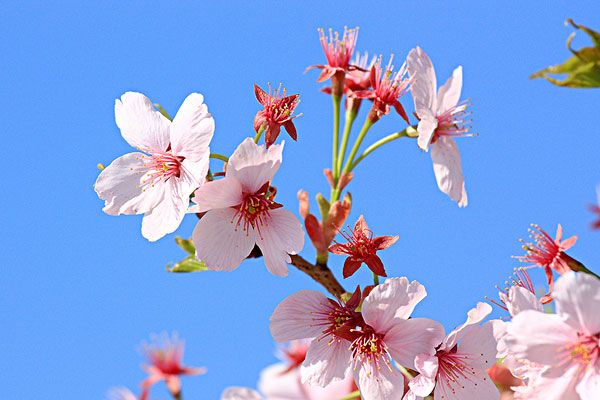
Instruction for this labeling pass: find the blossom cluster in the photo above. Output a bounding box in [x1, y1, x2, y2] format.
[96, 26, 600, 399]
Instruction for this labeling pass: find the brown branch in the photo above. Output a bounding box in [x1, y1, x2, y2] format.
[290, 254, 346, 299]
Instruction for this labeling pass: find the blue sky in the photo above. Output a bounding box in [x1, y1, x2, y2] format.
[2, 1, 600, 399]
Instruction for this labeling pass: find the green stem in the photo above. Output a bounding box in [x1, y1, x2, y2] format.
[209, 153, 229, 162]
[331, 95, 342, 182]
[341, 118, 375, 176]
[338, 390, 361, 400]
[373, 272, 380, 286]
[254, 125, 266, 143]
[174, 391, 182, 400]
[154, 103, 172, 121]
[335, 108, 358, 178]
[350, 126, 418, 171]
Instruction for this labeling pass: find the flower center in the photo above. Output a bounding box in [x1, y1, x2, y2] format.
[142, 151, 184, 186]
[517, 224, 562, 269]
[435, 101, 472, 141]
[565, 333, 599, 367]
[350, 329, 391, 371]
[233, 182, 280, 233]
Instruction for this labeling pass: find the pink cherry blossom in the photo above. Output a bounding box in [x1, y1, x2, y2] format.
[221, 340, 355, 400]
[503, 272, 600, 399]
[192, 138, 304, 276]
[406, 47, 470, 207]
[253, 84, 300, 148]
[270, 278, 445, 400]
[490, 268, 546, 314]
[95, 92, 214, 241]
[141, 333, 206, 399]
[403, 303, 499, 400]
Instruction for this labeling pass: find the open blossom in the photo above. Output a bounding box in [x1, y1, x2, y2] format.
[503, 272, 600, 399]
[406, 47, 470, 207]
[141, 333, 206, 399]
[329, 215, 399, 278]
[95, 92, 214, 241]
[308, 27, 359, 97]
[221, 340, 355, 400]
[590, 185, 600, 229]
[355, 55, 411, 123]
[404, 303, 500, 400]
[270, 278, 444, 400]
[490, 268, 548, 313]
[192, 138, 304, 276]
[253, 84, 300, 148]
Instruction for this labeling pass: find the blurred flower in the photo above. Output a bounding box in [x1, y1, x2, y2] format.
[107, 387, 139, 400]
[270, 278, 444, 400]
[141, 333, 206, 399]
[590, 185, 600, 229]
[95, 92, 214, 241]
[406, 47, 470, 207]
[329, 215, 398, 278]
[192, 138, 304, 276]
[355, 55, 411, 123]
[253, 84, 300, 148]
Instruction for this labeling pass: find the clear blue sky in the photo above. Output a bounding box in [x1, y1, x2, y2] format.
[2, 1, 600, 399]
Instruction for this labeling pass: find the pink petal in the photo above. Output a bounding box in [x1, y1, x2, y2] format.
[361, 277, 428, 332]
[255, 208, 304, 277]
[436, 66, 462, 115]
[383, 318, 445, 369]
[553, 271, 600, 335]
[406, 47, 437, 113]
[306, 371, 355, 400]
[169, 93, 214, 162]
[523, 365, 580, 400]
[141, 178, 188, 242]
[221, 387, 263, 400]
[257, 363, 304, 399]
[416, 112, 438, 151]
[433, 368, 498, 400]
[115, 92, 171, 152]
[192, 208, 256, 272]
[95, 152, 164, 216]
[355, 359, 405, 400]
[193, 177, 243, 212]
[409, 354, 438, 397]
[269, 290, 331, 342]
[254, 84, 270, 106]
[227, 138, 284, 194]
[505, 286, 543, 317]
[443, 302, 492, 350]
[457, 322, 498, 369]
[342, 258, 362, 278]
[430, 136, 468, 207]
[180, 154, 210, 188]
[300, 336, 352, 387]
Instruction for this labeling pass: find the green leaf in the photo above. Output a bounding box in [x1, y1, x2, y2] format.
[175, 236, 196, 255]
[167, 255, 208, 273]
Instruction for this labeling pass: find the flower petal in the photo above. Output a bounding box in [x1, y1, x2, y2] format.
[115, 92, 171, 152]
[95, 152, 163, 215]
[430, 136, 468, 207]
[505, 286, 543, 317]
[258, 363, 304, 400]
[193, 177, 243, 212]
[355, 359, 405, 400]
[457, 321, 498, 369]
[221, 387, 263, 400]
[417, 112, 438, 151]
[269, 290, 331, 342]
[141, 179, 188, 241]
[436, 66, 462, 115]
[407, 47, 437, 114]
[433, 368, 498, 400]
[576, 365, 600, 399]
[443, 302, 492, 350]
[192, 208, 256, 272]
[227, 138, 284, 193]
[170, 93, 214, 162]
[553, 271, 600, 335]
[409, 354, 438, 397]
[361, 277, 428, 331]
[255, 208, 304, 276]
[301, 335, 352, 387]
[383, 318, 445, 369]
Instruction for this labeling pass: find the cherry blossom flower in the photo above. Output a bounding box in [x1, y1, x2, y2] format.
[270, 278, 445, 400]
[355, 55, 411, 123]
[489, 268, 547, 313]
[308, 27, 359, 97]
[253, 84, 300, 148]
[403, 303, 499, 400]
[589, 185, 600, 229]
[329, 215, 399, 278]
[95, 92, 214, 241]
[406, 47, 470, 207]
[221, 340, 355, 400]
[141, 333, 206, 399]
[192, 138, 304, 276]
[503, 272, 600, 399]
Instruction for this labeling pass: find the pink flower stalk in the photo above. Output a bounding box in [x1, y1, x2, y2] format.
[221, 340, 356, 400]
[404, 303, 500, 400]
[406, 47, 471, 207]
[590, 185, 600, 229]
[503, 272, 600, 399]
[308, 27, 359, 97]
[515, 224, 581, 300]
[192, 138, 304, 276]
[95, 92, 214, 241]
[141, 333, 206, 399]
[329, 215, 399, 278]
[253, 84, 300, 148]
[270, 278, 445, 400]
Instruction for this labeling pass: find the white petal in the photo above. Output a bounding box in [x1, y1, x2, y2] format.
[115, 92, 170, 152]
[306, 372, 355, 400]
[361, 277, 427, 332]
[258, 363, 304, 400]
[180, 152, 210, 186]
[193, 177, 243, 212]
[170, 93, 215, 162]
[255, 208, 304, 277]
[355, 360, 405, 400]
[505, 286, 544, 317]
[443, 302, 492, 350]
[527, 366, 580, 400]
[576, 366, 600, 399]
[436, 66, 463, 115]
[300, 336, 352, 387]
[269, 290, 331, 342]
[457, 322, 498, 370]
[192, 208, 256, 271]
[95, 152, 163, 215]
[407, 47, 437, 113]
[434, 368, 498, 400]
[228, 138, 284, 193]
[430, 136, 468, 207]
[141, 179, 188, 241]
[417, 112, 438, 151]
[221, 387, 263, 400]
[553, 271, 600, 335]
[383, 318, 445, 369]
[409, 354, 438, 396]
